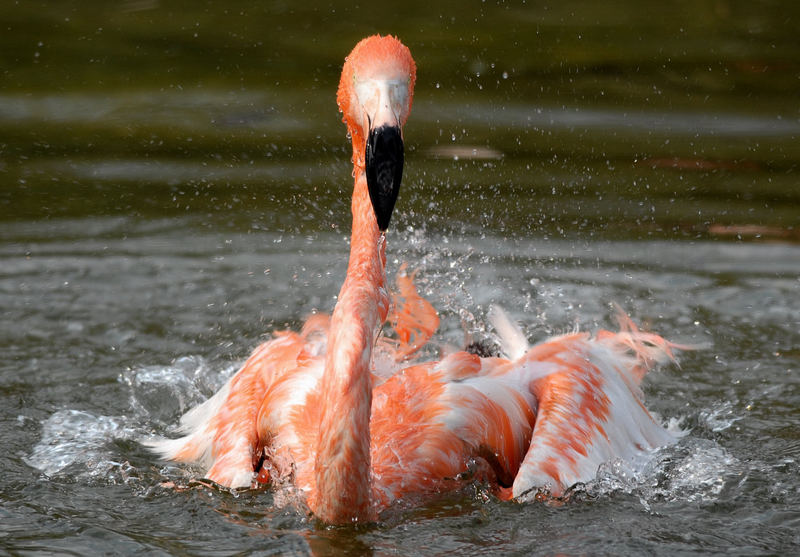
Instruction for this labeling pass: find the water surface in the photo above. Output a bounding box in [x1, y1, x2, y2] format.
[2, 1, 799, 555]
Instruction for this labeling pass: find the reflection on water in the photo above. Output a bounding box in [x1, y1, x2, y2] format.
[2, 1, 799, 555]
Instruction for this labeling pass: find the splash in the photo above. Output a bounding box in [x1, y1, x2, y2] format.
[25, 409, 137, 480]
[121, 355, 237, 425]
[582, 436, 742, 508]
[698, 401, 742, 433]
[26, 355, 240, 485]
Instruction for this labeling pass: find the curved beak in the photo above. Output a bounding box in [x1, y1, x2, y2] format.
[363, 81, 405, 231]
[365, 123, 403, 231]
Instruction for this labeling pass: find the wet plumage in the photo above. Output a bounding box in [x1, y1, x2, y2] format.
[147, 34, 683, 524]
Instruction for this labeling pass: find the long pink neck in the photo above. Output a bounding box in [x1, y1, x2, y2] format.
[313, 164, 389, 524]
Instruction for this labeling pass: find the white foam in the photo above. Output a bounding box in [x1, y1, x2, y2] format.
[25, 409, 135, 479]
[26, 355, 239, 484]
[585, 437, 741, 506]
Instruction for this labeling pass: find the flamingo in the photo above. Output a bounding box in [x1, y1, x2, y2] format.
[148, 35, 682, 524]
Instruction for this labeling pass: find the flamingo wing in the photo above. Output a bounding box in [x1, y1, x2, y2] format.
[146, 314, 329, 488]
[508, 325, 679, 499]
[368, 354, 533, 507]
[368, 313, 682, 504]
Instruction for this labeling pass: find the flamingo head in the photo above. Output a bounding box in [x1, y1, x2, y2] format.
[338, 35, 416, 231]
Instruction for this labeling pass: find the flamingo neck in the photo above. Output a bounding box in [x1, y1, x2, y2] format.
[313, 169, 388, 524]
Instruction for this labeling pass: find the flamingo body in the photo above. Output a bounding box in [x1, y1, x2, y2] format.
[147, 35, 682, 523]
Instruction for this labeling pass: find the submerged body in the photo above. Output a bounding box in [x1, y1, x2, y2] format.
[151, 299, 679, 520]
[148, 35, 682, 524]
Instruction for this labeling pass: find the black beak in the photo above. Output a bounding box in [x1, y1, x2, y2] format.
[365, 125, 404, 231]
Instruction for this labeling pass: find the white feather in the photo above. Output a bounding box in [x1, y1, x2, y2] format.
[488, 304, 529, 360]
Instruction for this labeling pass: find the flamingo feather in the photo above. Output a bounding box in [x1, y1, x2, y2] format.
[147, 35, 683, 524]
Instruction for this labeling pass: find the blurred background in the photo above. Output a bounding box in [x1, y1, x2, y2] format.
[2, 0, 798, 235]
[1, 1, 799, 555]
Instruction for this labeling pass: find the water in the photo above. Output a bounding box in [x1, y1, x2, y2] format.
[2, 1, 799, 554]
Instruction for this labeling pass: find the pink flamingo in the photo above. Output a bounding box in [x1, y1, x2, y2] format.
[148, 35, 681, 524]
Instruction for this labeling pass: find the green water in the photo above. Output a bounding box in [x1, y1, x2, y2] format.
[2, 1, 799, 555]
[3, 1, 798, 231]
